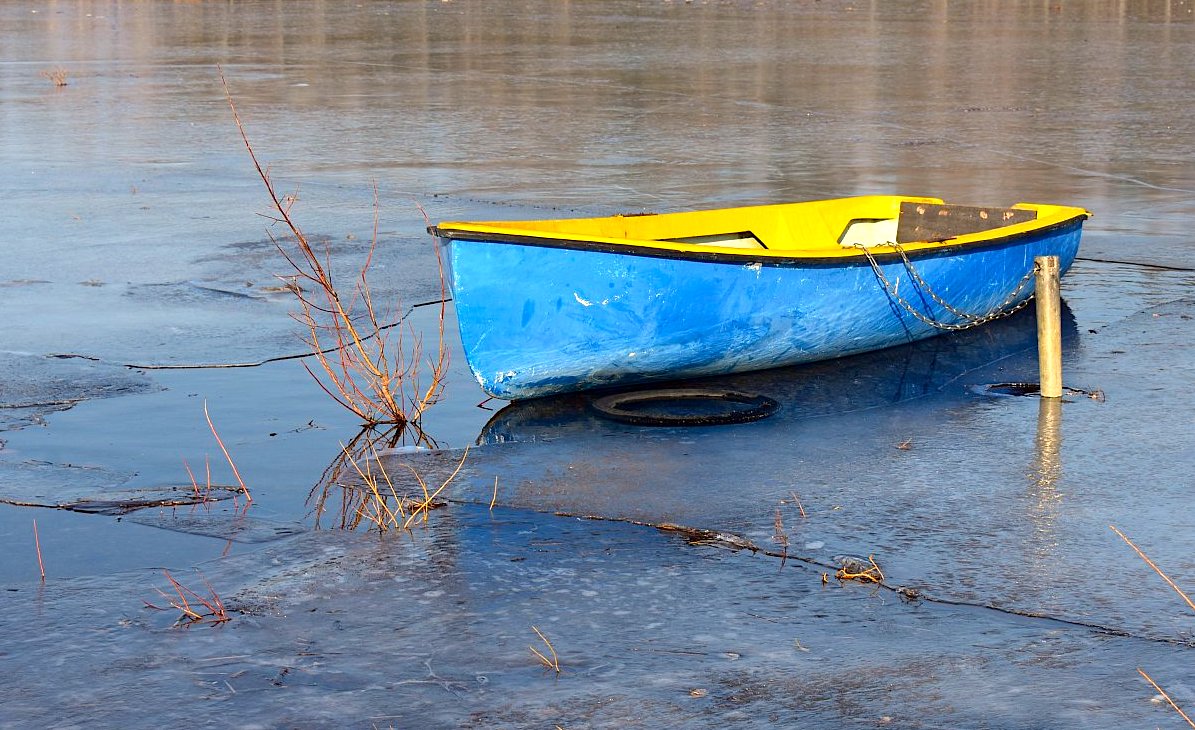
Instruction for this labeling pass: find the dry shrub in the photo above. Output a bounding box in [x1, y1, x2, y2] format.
[145, 569, 231, 627]
[220, 67, 448, 427]
[41, 67, 68, 87]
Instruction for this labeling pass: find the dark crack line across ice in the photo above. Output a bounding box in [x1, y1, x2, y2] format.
[469, 500, 1195, 652]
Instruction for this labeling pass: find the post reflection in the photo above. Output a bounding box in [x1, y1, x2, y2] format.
[1027, 396, 1064, 562]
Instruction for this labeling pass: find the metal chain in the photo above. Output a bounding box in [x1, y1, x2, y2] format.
[852, 243, 1037, 332]
[893, 243, 1038, 326]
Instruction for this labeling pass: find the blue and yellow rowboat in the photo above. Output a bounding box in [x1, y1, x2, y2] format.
[430, 195, 1089, 400]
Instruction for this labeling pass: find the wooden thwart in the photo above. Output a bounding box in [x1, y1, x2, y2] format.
[896, 202, 1037, 243]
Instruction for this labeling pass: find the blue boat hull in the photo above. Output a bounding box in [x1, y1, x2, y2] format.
[441, 221, 1083, 400]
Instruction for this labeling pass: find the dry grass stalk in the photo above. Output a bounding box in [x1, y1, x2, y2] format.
[40, 67, 68, 87]
[340, 437, 402, 529]
[530, 625, 561, 674]
[181, 455, 247, 513]
[1138, 668, 1195, 728]
[316, 431, 468, 531]
[183, 459, 201, 500]
[396, 447, 469, 529]
[32, 519, 45, 582]
[309, 426, 401, 528]
[1110, 525, 1195, 613]
[179, 402, 252, 511]
[490, 476, 499, 511]
[204, 401, 250, 504]
[181, 458, 214, 504]
[836, 555, 885, 584]
[220, 67, 448, 427]
[788, 490, 806, 518]
[173, 406, 250, 512]
[1112, 525, 1195, 727]
[145, 569, 231, 626]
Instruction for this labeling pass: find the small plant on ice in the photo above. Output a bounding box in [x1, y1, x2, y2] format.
[529, 626, 561, 674]
[144, 569, 231, 627]
[180, 401, 251, 509]
[40, 67, 68, 87]
[835, 555, 885, 584]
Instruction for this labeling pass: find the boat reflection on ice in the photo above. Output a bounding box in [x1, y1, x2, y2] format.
[476, 301, 1077, 445]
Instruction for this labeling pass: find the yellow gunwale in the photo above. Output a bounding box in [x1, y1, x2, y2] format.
[433, 195, 1090, 260]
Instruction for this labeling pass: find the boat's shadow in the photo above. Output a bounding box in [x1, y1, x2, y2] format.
[477, 302, 1078, 444]
[352, 302, 1079, 529]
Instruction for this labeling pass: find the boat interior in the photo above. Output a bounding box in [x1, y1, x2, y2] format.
[609, 198, 1041, 250]
[436, 195, 1088, 257]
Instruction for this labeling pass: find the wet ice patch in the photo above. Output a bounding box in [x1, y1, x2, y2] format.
[0, 351, 159, 431]
[127, 510, 306, 542]
[0, 458, 135, 506]
[1, 503, 1186, 728]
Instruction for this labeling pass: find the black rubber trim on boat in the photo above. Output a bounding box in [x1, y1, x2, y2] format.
[590, 388, 779, 426]
[429, 214, 1089, 268]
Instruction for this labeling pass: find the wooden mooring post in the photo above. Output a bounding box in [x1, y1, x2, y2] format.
[1035, 255, 1063, 398]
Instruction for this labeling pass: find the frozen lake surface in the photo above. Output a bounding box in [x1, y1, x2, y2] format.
[2, 2, 1194, 727]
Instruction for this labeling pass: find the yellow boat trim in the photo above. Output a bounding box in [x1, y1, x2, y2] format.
[435, 195, 1091, 260]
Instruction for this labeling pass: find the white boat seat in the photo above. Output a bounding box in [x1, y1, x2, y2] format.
[839, 218, 899, 247]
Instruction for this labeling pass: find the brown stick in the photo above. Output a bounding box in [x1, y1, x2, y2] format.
[789, 490, 806, 518]
[204, 401, 251, 503]
[1138, 668, 1195, 728]
[1111, 525, 1195, 613]
[32, 519, 45, 582]
[182, 460, 201, 499]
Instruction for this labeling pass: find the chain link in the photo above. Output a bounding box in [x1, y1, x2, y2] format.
[852, 243, 1037, 332]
